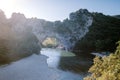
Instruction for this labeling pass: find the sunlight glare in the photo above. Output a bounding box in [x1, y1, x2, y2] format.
[0, 0, 16, 18]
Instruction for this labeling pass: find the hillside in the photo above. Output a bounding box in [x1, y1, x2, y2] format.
[73, 12, 120, 55]
[0, 9, 120, 64]
[113, 15, 120, 19]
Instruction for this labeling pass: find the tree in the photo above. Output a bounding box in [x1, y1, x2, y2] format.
[84, 41, 120, 80]
[0, 39, 10, 65]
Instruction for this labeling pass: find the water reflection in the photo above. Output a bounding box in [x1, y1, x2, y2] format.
[41, 48, 92, 74]
[59, 56, 92, 74]
[41, 48, 61, 68]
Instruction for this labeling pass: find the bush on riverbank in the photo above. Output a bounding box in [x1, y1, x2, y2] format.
[84, 41, 120, 80]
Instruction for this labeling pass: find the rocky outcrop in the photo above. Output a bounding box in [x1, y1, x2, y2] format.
[32, 9, 93, 50]
[8, 9, 93, 51]
[73, 13, 120, 55]
[0, 10, 41, 64]
[8, 13, 41, 60]
[1, 8, 120, 61]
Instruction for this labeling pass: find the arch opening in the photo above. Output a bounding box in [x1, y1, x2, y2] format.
[42, 37, 58, 48]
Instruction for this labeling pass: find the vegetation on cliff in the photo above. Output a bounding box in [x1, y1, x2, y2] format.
[73, 13, 120, 54]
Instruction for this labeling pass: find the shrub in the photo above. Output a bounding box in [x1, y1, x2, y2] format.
[84, 41, 120, 80]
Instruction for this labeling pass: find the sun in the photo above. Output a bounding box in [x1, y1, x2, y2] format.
[0, 0, 16, 18]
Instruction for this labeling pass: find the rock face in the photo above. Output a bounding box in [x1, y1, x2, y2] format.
[32, 9, 93, 50]
[8, 13, 41, 60]
[0, 8, 120, 61]
[0, 10, 41, 63]
[8, 9, 93, 51]
[29, 9, 120, 54]
[73, 13, 120, 55]
[58, 9, 93, 50]
[0, 9, 93, 60]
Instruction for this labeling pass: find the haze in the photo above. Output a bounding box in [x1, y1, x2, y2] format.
[0, 0, 120, 21]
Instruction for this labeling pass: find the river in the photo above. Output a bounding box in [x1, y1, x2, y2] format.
[0, 48, 92, 80]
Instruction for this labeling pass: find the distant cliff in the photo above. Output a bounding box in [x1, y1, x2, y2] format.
[31, 9, 93, 50]
[0, 9, 120, 64]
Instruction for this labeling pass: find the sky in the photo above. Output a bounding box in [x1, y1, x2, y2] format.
[0, 0, 120, 21]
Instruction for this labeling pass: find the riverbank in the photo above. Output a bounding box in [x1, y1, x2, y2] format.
[0, 48, 88, 80]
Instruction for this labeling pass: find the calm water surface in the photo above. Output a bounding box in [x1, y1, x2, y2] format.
[0, 48, 92, 80]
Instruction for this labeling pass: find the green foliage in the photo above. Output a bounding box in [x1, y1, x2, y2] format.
[84, 41, 120, 80]
[74, 13, 120, 54]
[0, 39, 10, 65]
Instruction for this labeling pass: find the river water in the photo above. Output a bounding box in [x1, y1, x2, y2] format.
[0, 48, 92, 80]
